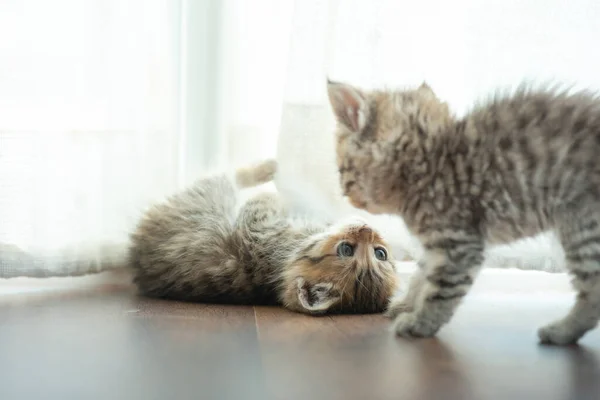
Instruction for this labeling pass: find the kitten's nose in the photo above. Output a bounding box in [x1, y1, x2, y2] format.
[358, 226, 374, 242]
[356, 226, 376, 269]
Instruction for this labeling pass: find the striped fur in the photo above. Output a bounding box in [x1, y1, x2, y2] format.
[129, 160, 398, 315]
[328, 80, 600, 344]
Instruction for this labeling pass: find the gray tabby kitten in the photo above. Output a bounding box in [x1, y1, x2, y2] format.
[328, 79, 600, 344]
[129, 160, 398, 314]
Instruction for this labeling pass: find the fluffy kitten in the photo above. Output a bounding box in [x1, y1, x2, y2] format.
[327, 79, 600, 344]
[129, 160, 398, 314]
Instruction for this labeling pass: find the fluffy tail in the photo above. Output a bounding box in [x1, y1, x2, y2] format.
[0, 241, 129, 279]
[234, 159, 277, 189]
[0, 160, 278, 279]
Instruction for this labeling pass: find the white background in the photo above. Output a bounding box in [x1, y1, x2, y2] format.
[1, 0, 599, 275]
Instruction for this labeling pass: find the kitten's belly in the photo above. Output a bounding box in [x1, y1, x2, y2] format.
[484, 214, 548, 245]
[288, 216, 328, 232]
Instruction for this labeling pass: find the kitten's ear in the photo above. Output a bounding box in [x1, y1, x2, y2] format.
[327, 80, 369, 133]
[295, 278, 339, 313]
[418, 81, 436, 97]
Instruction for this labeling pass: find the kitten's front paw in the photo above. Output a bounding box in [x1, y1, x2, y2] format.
[538, 321, 582, 345]
[385, 299, 413, 319]
[393, 312, 439, 338]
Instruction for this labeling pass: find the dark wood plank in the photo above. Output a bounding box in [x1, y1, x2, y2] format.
[255, 307, 423, 400]
[2, 271, 600, 400]
[0, 288, 267, 400]
[256, 292, 600, 400]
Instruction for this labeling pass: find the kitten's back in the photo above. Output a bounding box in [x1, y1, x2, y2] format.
[129, 159, 278, 301]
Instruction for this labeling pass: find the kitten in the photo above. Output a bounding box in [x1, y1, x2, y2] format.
[129, 159, 398, 314]
[327, 79, 600, 344]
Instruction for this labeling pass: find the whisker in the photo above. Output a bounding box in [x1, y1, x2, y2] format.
[367, 269, 383, 310]
[356, 270, 374, 312]
[338, 267, 355, 309]
[357, 271, 372, 295]
[371, 263, 384, 280]
[358, 279, 370, 295]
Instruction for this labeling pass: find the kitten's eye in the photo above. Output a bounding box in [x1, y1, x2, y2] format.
[337, 242, 354, 257]
[374, 247, 387, 261]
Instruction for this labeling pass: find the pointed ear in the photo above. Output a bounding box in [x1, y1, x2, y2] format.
[418, 81, 436, 98]
[327, 80, 369, 133]
[295, 278, 339, 313]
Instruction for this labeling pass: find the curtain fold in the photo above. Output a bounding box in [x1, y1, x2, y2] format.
[1, 0, 185, 277]
[0, 0, 291, 278]
[275, 0, 600, 272]
[4, 0, 600, 278]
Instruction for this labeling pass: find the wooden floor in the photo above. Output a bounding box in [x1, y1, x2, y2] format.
[1, 271, 600, 400]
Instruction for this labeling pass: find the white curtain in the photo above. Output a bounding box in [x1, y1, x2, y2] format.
[275, 0, 600, 271]
[0, 0, 185, 277]
[0, 0, 285, 278]
[3, 0, 600, 278]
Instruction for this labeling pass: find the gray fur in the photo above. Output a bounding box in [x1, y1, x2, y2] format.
[328, 80, 600, 344]
[129, 160, 398, 314]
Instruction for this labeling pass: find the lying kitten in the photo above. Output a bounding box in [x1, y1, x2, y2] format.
[327, 79, 600, 343]
[129, 160, 398, 314]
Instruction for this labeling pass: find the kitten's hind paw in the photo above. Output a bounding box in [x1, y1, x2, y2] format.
[393, 313, 439, 338]
[538, 321, 583, 345]
[385, 300, 413, 319]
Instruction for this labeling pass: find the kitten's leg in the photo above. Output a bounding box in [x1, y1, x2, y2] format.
[538, 217, 600, 345]
[392, 234, 484, 338]
[385, 267, 426, 318]
[236, 192, 287, 228]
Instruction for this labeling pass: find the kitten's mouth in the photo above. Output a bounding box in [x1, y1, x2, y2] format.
[346, 195, 387, 215]
[364, 203, 389, 215]
[347, 196, 368, 210]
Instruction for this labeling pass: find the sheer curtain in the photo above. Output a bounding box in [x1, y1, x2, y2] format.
[0, 0, 286, 278]
[275, 0, 600, 270]
[3, 0, 600, 279]
[0, 0, 185, 277]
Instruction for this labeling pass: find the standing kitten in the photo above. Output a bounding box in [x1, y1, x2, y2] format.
[327, 79, 600, 343]
[129, 160, 397, 314]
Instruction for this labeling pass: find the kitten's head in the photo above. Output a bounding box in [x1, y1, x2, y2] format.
[281, 218, 398, 315]
[326, 80, 453, 214]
